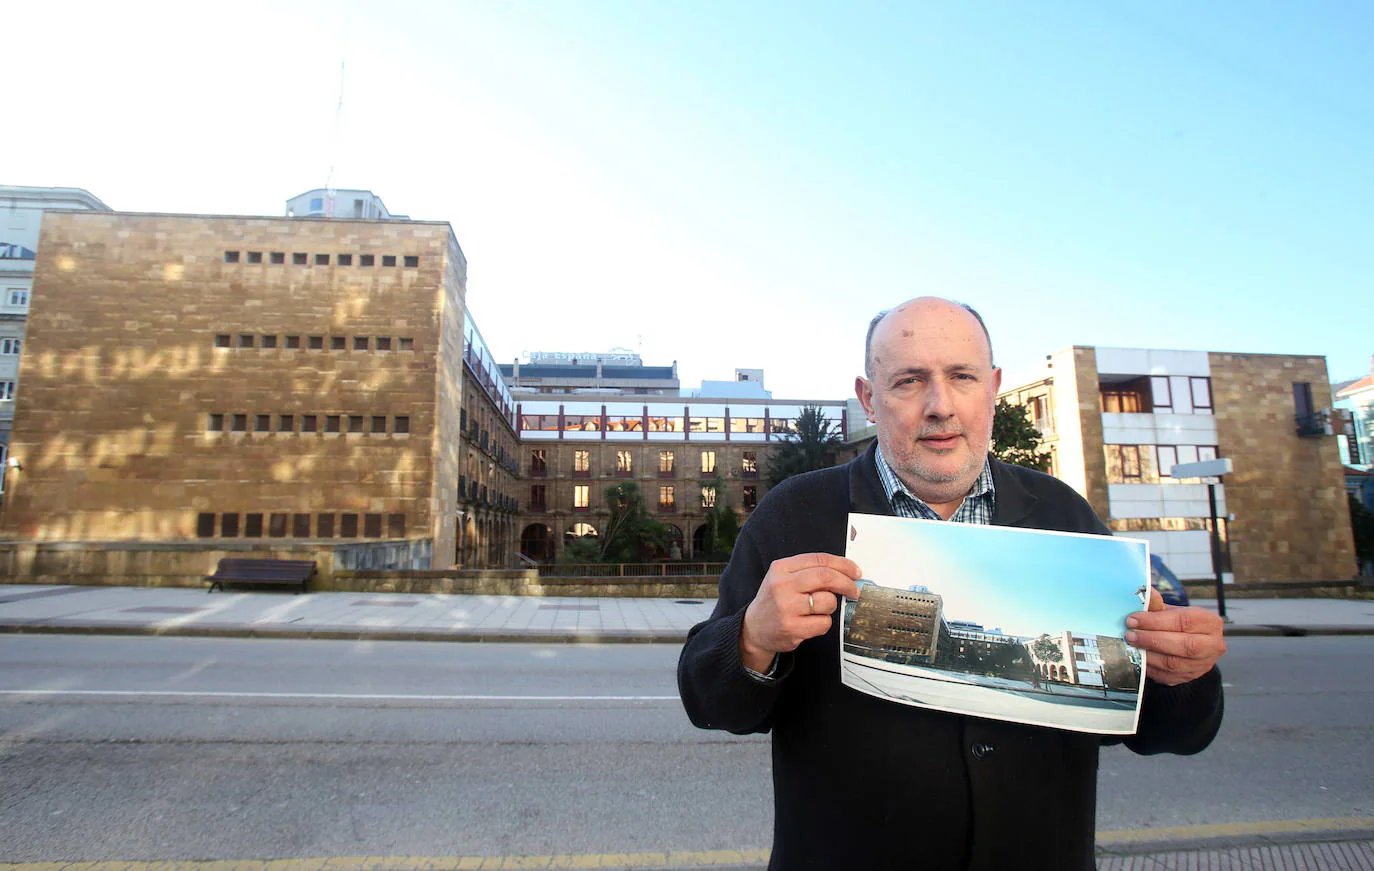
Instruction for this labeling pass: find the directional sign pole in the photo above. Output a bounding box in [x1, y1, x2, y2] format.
[1207, 480, 1227, 621]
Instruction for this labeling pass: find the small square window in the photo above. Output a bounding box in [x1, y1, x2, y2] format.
[301, 414, 318, 433]
[278, 414, 294, 432]
[387, 514, 405, 538]
[337, 254, 353, 266]
[221, 513, 240, 537]
[330, 336, 346, 350]
[394, 416, 410, 434]
[244, 513, 264, 537]
[255, 414, 271, 432]
[340, 514, 359, 538]
[292, 514, 311, 537]
[376, 337, 392, 351]
[292, 252, 308, 265]
[247, 251, 263, 264]
[308, 335, 324, 350]
[317, 514, 335, 538]
[224, 251, 240, 263]
[231, 414, 247, 432]
[371, 415, 387, 434]
[214, 334, 231, 348]
[269, 513, 288, 538]
[196, 513, 216, 538]
[315, 253, 330, 266]
[207, 413, 224, 432]
[403, 255, 419, 268]
[261, 335, 278, 349]
[382, 255, 397, 267]
[354, 336, 369, 351]
[364, 514, 383, 538]
[238, 334, 255, 348]
[325, 415, 341, 433]
[270, 252, 285, 264]
[285, 335, 301, 349]
[399, 337, 414, 351]
[348, 415, 365, 433]
[360, 254, 375, 267]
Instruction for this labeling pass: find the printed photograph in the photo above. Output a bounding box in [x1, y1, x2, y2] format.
[841, 513, 1149, 734]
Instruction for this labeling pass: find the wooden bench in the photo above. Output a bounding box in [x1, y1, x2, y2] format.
[205, 558, 316, 593]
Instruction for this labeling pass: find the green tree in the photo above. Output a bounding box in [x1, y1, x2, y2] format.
[599, 481, 670, 562]
[992, 399, 1051, 473]
[699, 476, 740, 560]
[1031, 634, 1063, 662]
[766, 404, 843, 487]
[1349, 493, 1374, 570]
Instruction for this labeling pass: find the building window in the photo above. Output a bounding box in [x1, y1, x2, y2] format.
[348, 415, 364, 433]
[207, 413, 224, 432]
[270, 252, 285, 264]
[221, 513, 240, 537]
[701, 485, 717, 508]
[196, 513, 215, 537]
[302, 414, 318, 433]
[231, 414, 247, 432]
[573, 484, 590, 510]
[743, 486, 758, 510]
[741, 452, 758, 476]
[573, 450, 590, 476]
[382, 255, 397, 267]
[531, 449, 547, 477]
[278, 414, 294, 432]
[659, 450, 675, 476]
[1105, 445, 1144, 483]
[261, 335, 278, 349]
[399, 337, 414, 351]
[689, 417, 726, 433]
[340, 514, 359, 538]
[371, 415, 387, 434]
[244, 513, 264, 538]
[292, 514, 311, 537]
[293, 252, 308, 265]
[364, 514, 383, 537]
[376, 336, 392, 351]
[308, 335, 324, 349]
[0, 381, 18, 400]
[255, 414, 271, 432]
[285, 335, 301, 349]
[0, 339, 21, 355]
[659, 485, 676, 511]
[331, 336, 346, 350]
[8, 290, 30, 307]
[1190, 377, 1213, 412]
[224, 251, 240, 263]
[730, 417, 765, 433]
[388, 514, 406, 538]
[214, 334, 231, 348]
[325, 415, 341, 433]
[616, 449, 633, 476]
[360, 254, 375, 267]
[309, 197, 323, 211]
[354, 336, 369, 350]
[247, 251, 263, 264]
[700, 450, 716, 474]
[337, 254, 353, 267]
[269, 513, 288, 538]
[403, 255, 419, 268]
[238, 334, 255, 348]
[394, 416, 410, 434]
[529, 484, 547, 511]
[317, 514, 335, 537]
[1100, 377, 1151, 413]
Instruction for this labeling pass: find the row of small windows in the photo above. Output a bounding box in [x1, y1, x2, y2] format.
[196, 512, 406, 539]
[224, 251, 419, 268]
[521, 414, 792, 434]
[539, 483, 758, 512]
[214, 334, 415, 351]
[207, 413, 411, 434]
[530, 448, 753, 476]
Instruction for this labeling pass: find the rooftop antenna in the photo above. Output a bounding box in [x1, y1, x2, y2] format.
[323, 18, 349, 215]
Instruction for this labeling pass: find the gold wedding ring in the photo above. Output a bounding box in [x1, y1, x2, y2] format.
[807, 592, 815, 615]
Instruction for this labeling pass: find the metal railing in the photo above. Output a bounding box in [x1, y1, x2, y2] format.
[541, 562, 727, 578]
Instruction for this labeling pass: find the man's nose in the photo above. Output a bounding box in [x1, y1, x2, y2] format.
[924, 380, 956, 419]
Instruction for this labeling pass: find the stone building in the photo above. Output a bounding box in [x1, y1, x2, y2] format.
[999, 346, 1356, 583]
[0, 210, 475, 569]
[844, 582, 943, 663]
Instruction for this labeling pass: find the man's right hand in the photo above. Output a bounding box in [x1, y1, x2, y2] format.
[739, 553, 863, 674]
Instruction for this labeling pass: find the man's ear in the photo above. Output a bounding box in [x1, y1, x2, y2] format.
[855, 376, 876, 422]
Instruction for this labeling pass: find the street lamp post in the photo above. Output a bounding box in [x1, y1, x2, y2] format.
[1172, 458, 1234, 621]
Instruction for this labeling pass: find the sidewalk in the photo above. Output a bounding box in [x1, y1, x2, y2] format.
[2, 583, 1373, 643]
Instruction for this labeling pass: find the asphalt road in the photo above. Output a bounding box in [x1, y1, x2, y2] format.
[0, 635, 1370, 862]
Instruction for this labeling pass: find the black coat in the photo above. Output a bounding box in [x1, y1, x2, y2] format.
[678, 444, 1223, 871]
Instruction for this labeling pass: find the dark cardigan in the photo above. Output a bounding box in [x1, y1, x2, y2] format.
[678, 444, 1223, 871]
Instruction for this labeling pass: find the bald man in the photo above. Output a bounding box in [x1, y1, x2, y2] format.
[678, 298, 1225, 871]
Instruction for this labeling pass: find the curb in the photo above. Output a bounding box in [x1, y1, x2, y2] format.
[1096, 820, 1374, 855]
[0, 622, 690, 644]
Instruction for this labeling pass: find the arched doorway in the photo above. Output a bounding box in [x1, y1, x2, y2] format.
[693, 524, 711, 559]
[521, 524, 554, 563]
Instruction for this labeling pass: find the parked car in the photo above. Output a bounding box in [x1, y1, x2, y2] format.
[1149, 554, 1190, 607]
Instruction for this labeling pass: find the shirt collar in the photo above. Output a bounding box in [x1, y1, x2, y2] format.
[874, 443, 996, 518]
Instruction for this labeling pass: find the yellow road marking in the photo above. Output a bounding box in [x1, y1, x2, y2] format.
[5, 822, 1374, 871]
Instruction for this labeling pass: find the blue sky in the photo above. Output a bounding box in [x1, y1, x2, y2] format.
[846, 513, 1148, 638]
[10, 1, 1371, 399]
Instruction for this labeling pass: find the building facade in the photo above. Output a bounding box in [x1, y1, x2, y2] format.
[999, 346, 1357, 583]
[0, 186, 112, 476]
[1335, 358, 1374, 468]
[285, 188, 401, 221]
[0, 210, 473, 568]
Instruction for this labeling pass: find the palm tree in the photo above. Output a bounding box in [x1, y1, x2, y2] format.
[765, 405, 842, 487]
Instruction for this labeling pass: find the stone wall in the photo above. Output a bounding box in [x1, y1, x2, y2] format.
[1209, 353, 1356, 582]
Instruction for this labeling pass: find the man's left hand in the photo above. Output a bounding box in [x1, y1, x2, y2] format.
[1125, 588, 1227, 686]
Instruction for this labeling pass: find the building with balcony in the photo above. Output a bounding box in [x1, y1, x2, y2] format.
[1335, 357, 1374, 469]
[0, 186, 112, 472]
[999, 346, 1356, 583]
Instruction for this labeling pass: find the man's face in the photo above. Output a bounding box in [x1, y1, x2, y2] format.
[855, 298, 1001, 512]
